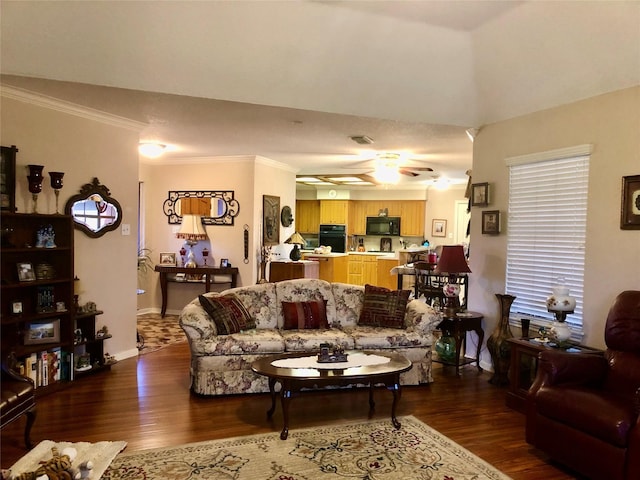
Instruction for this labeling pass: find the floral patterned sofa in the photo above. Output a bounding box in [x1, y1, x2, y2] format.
[179, 278, 441, 396]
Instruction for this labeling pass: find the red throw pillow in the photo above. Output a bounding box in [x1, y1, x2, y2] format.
[358, 284, 410, 329]
[199, 294, 256, 335]
[282, 300, 329, 330]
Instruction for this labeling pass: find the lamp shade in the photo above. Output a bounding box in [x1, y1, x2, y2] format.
[176, 214, 207, 242]
[435, 245, 471, 274]
[284, 232, 305, 245]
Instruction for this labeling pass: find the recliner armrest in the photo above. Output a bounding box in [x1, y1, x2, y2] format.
[536, 350, 607, 388]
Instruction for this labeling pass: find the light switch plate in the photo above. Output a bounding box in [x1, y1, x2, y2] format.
[121, 223, 131, 235]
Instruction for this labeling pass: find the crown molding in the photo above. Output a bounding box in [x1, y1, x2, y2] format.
[1, 85, 146, 131]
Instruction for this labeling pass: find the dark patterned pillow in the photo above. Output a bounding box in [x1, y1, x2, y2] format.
[199, 294, 256, 335]
[358, 284, 410, 329]
[281, 300, 329, 330]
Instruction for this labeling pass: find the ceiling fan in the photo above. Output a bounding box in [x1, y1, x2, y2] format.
[344, 153, 434, 182]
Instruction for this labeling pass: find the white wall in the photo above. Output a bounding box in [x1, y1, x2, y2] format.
[2, 93, 141, 360]
[470, 86, 640, 360]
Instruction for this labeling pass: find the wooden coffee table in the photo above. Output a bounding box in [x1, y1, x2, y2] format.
[251, 351, 412, 440]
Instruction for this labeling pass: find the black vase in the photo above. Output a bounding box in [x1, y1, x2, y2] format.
[487, 293, 516, 386]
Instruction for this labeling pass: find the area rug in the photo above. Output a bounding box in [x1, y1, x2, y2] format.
[137, 313, 185, 355]
[103, 416, 511, 479]
[8, 440, 126, 479]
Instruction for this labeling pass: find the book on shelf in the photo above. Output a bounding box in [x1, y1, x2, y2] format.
[48, 347, 61, 384]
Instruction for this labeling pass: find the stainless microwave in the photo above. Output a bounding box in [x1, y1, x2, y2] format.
[366, 216, 401, 236]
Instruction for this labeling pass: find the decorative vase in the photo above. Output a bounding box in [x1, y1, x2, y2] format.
[27, 165, 44, 213]
[49, 171, 64, 214]
[435, 336, 456, 363]
[487, 293, 516, 386]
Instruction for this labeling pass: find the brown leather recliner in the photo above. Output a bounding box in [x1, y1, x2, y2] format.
[1, 352, 37, 449]
[526, 290, 640, 480]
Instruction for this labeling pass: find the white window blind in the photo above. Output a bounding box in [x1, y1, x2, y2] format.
[505, 146, 591, 335]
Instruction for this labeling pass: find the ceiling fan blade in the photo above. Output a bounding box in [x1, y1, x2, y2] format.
[399, 169, 420, 177]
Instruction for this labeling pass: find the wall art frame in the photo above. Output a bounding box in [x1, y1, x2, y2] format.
[263, 195, 280, 246]
[163, 190, 240, 225]
[432, 219, 447, 237]
[24, 319, 60, 345]
[1, 145, 17, 212]
[620, 174, 640, 230]
[482, 210, 501, 235]
[471, 182, 489, 207]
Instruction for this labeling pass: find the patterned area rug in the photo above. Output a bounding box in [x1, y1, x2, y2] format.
[103, 416, 511, 479]
[136, 313, 185, 355]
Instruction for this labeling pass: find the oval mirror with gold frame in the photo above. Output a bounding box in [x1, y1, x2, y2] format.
[64, 178, 122, 238]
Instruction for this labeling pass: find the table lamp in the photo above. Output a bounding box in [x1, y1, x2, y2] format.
[176, 214, 207, 268]
[284, 232, 305, 261]
[435, 245, 471, 315]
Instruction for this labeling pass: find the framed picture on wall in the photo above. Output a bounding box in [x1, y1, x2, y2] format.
[482, 210, 501, 235]
[620, 174, 640, 230]
[432, 219, 447, 237]
[262, 195, 280, 246]
[471, 182, 489, 207]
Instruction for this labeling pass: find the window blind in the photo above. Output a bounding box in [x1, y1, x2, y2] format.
[505, 148, 590, 335]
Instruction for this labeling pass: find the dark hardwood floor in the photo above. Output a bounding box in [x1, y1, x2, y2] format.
[1, 342, 580, 479]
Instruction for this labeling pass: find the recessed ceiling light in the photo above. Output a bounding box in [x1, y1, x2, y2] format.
[139, 143, 166, 158]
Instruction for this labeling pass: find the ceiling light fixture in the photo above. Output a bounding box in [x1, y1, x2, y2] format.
[349, 135, 374, 145]
[139, 142, 167, 158]
[372, 153, 402, 185]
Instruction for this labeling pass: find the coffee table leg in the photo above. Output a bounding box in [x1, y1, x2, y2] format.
[389, 377, 402, 429]
[266, 377, 277, 418]
[280, 381, 291, 440]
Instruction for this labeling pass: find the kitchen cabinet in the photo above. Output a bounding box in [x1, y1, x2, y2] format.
[295, 200, 320, 234]
[319, 200, 349, 225]
[302, 254, 348, 283]
[347, 254, 384, 286]
[400, 201, 425, 237]
[377, 258, 400, 290]
[348, 201, 367, 235]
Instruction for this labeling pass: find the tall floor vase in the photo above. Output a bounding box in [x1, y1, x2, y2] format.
[487, 293, 516, 386]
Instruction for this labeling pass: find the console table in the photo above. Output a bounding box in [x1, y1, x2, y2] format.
[154, 265, 239, 317]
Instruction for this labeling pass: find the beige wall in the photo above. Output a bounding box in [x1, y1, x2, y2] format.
[470, 86, 640, 358]
[2, 94, 141, 360]
[139, 156, 296, 315]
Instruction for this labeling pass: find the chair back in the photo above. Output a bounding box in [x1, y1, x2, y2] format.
[603, 290, 640, 396]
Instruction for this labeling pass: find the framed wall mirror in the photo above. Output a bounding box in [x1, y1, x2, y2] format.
[162, 190, 239, 225]
[65, 178, 122, 238]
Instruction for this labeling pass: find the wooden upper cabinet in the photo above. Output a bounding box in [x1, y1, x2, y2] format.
[295, 200, 320, 233]
[319, 200, 349, 225]
[348, 201, 367, 235]
[400, 201, 425, 237]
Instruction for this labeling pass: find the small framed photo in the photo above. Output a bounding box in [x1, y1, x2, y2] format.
[220, 258, 229, 268]
[24, 319, 61, 345]
[482, 210, 501, 235]
[159, 252, 177, 266]
[620, 174, 640, 230]
[432, 219, 447, 237]
[17, 262, 36, 282]
[471, 182, 490, 207]
[12, 301, 23, 315]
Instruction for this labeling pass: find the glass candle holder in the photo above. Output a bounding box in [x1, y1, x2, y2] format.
[49, 171, 64, 214]
[27, 165, 45, 213]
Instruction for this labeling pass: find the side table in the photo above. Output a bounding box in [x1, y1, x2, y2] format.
[433, 311, 484, 377]
[506, 337, 603, 413]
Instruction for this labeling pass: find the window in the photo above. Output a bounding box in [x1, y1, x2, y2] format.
[505, 145, 591, 339]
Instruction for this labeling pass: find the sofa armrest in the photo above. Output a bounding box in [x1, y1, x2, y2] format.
[406, 300, 442, 337]
[179, 301, 218, 341]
